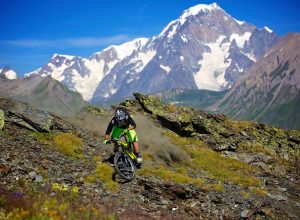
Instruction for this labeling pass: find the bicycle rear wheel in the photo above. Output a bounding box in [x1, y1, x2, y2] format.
[114, 152, 136, 181]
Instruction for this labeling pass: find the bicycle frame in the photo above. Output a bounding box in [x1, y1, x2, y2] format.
[111, 134, 136, 161]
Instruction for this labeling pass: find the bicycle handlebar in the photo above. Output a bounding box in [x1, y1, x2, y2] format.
[108, 132, 127, 144]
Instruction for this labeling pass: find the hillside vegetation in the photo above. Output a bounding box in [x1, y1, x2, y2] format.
[0, 94, 299, 219]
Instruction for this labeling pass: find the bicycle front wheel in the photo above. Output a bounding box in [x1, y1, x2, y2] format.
[114, 152, 136, 181]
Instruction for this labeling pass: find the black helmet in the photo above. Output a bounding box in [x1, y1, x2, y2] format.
[115, 108, 127, 122]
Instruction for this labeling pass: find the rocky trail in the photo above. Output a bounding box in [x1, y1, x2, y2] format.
[0, 94, 299, 219]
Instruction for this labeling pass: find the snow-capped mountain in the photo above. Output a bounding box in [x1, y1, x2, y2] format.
[26, 38, 148, 101]
[26, 3, 279, 103]
[0, 67, 18, 80]
[211, 33, 300, 129]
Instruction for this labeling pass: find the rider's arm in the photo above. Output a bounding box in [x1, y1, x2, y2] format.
[127, 116, 136, 131]
[105, 118, 115, 140]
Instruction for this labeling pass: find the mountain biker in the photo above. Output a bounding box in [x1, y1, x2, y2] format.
[103, 107, 143, 165]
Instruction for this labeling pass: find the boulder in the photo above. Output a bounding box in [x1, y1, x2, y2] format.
[133, 93, 231, 138]
[0, 97, 54, 132]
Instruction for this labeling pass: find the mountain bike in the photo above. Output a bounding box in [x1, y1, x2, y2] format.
[107, 132, 137, 181]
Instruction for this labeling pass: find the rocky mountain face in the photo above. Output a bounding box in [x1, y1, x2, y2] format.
[0, 94, 299, 219]
[26, 3, 278, 104]
[0, 67, 17, 80]
[212, 33, 300, 129]
[154, 88, 226, 110]
[0, 75, 86, 116]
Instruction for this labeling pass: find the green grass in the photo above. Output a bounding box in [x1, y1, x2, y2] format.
[165, 131, 262, 188]
[95, 163, 119, 192]
[0, 130, 10, 138]
[31, 132, 55, 144]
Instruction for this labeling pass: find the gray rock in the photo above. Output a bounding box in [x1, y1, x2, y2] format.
[28, 171, 37, 180]
[10, 115, 38, 131]
[240, 131, 248, 136]
[214, 144, 236, 152]
[253, 153, 272, 164]
[270, 194, 288, 201]
[278, 187, 287, 192]
[240, 209, 249, 219]
[160, 199, 169, 205]
[273, 165, 287, 176]
[190, 201, 199, 208]
[235, 198, 244, 204]
[238, 153, 254, 164]
[35, 175, 43, 182]
[0, 98, 55, 132]
[252, 162, 270, 172]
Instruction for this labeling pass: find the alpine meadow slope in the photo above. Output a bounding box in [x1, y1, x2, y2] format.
[26, 3, 279, 104]
[0, 94, 299, 219]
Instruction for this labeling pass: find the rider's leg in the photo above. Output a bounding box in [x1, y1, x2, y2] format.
[132, 141, 143, 164]
[132, 141, 139, 154]
[126, 130, 143, 164]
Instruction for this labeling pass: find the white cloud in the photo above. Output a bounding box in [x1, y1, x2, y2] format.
[1, 35, 139, 48]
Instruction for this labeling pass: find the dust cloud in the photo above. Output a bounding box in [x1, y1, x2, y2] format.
[68, 110, 189, 164]
[132, 112, 189, 163]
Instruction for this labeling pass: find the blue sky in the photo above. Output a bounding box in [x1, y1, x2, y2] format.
[1, 0, 300, 76]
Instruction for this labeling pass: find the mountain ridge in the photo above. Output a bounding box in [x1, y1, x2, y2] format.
[0, 75, 86, 116]
[25, 3, 279, 104]
[212, 33, 300, 129]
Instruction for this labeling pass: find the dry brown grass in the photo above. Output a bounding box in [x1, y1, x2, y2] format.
[84, 175, 97, 184]
[237, 142, 275, 156]
[251, 187, 267, 196]
[92, 155, 102, 163]
[0, 191, 116, 220]
[142, 151, 155, 162]
[53, 133, 83, 157]
[167, 104, 178, 113]
[138, 165, 206, 189]
[95, 163, 119, 192]
[228, 120, 253, 133]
